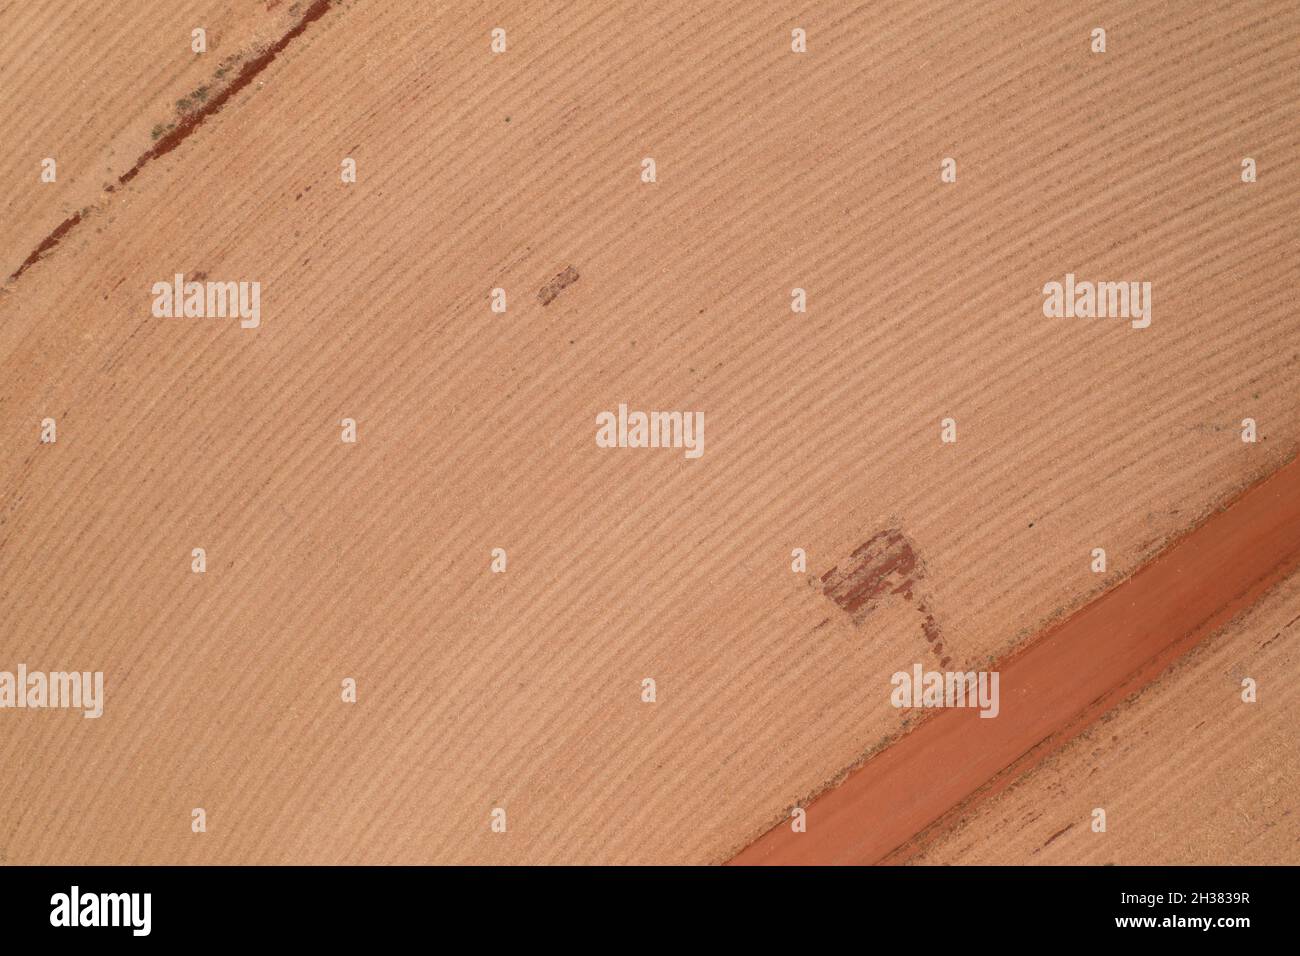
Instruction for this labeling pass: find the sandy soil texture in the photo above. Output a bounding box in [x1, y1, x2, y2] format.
[0, 0, 304, 282]
[1, 1, 1298, 864]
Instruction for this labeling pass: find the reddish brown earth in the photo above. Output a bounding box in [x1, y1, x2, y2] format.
[0, 0, 311, 284]
[731, 453, 1300, 865]
[538, 265, 580, 306]
[916, 567, 1300, 865]
[10, 0, 337, 284]
[2, 0, 1298, 865]
[819, 529, 949, 666]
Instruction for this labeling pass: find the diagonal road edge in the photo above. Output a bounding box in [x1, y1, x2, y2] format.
[730, 453, 1300, 865]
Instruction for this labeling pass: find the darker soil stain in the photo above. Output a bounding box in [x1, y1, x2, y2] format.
[1039, 822, 1074, 851]
[538, 265, 579, 305]
[818, 528, 949, 665]
[8, 0, 339, 283]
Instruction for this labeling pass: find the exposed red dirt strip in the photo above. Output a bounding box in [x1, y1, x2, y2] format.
[730, 454, 1300, 865]
[6, 0, 337, 284]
